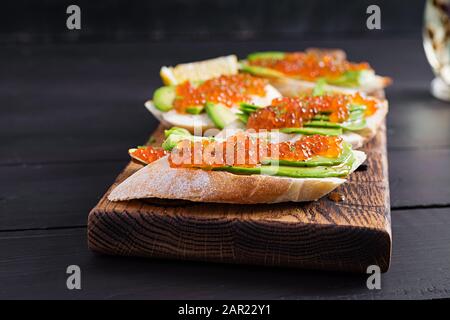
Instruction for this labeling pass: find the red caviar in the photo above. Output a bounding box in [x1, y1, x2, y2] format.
[168, 133, 343, 169]
[249, 52, 370, 81]
[247, 93, 379, 131]
[130, 146, 167, 164]
[173, 74, 268, 113]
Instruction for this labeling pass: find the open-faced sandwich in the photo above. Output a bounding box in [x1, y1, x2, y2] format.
[146, 55, 281, 132]
[109, 128, 366, 204]
[217, 87, 388, 149]
[240, 48, 391, 98]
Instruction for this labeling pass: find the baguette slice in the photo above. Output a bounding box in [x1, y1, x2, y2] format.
[108, 151, 366, 204]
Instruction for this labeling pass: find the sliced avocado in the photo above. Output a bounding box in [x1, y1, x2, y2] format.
[349, 104, 366, 112]
[341, 118, 367, 131]
[261, 143, 352, 167]
[312, 78, 327, 96]
[239, 102, 261, 113]
[162, 134, 188, 151]
[240, 64, 285, 78]
[312, 114, 330, 121]
[205, 102, 238, 129]
[237, 113, 249, 124]
[305, 115, 366, 132]
[214, 152, 355, 178]
[280, 127, 343, 136]
[162, 127, 192, 151]
[162, 133, 209, 151]
[186, 106, 204, 115]
[326, 70, 362, 87]
[153, 86, 176, 111]
[349, 110, 365, 121]
[304, 120, 341, 129]
[247, 51, 285, 62]
[164, 127, 191, 138]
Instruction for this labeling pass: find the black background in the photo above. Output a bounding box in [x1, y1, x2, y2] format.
[1, 0, 424, 44]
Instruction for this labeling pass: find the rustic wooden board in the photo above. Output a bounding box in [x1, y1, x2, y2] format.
[88, 123, 391, 273]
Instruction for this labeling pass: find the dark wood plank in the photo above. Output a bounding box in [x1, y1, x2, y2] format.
[389, 148, 450, 208]
[387, 88, 450, 150]
[0, 161, 127, 231]
[87, 124, 391, 273]
[1, 207, 449, 299]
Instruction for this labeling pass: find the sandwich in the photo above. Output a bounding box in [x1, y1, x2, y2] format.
[146, 73, 281, 132]
[147, 55, 281, 132]
[109, 129, 366, 204]
[218, 89, 388, 149]
[240, 49, 391, 98]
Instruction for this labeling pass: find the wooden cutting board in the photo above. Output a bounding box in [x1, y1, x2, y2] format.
[88, 123, 391, 273]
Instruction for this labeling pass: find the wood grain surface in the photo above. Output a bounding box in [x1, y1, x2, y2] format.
[88, 123, 391, 273]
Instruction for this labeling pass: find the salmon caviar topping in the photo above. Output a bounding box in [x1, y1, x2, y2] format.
[173, 74, 268, 113]
[130, 146, 167, 164]
[168, 133, 343, 169]
[246, 93, 379, 131]
[249, 52, 370, 81]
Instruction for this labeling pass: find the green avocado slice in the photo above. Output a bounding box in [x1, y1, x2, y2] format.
[326, 70, 362, 87]
[312, 114, 330, 121]
[162, 127, 192, 151]
[186, 106, 204, 114]
[237, 113, 249, 124]
[349, 110, 365, 121]
[304, 120, 342, 129]
[162, 127, 212, 151]
[349, 104, 367, 112]
[213, 152, 355, 178]
[153, 86, 176, 111]
[205, 102, 238, 129]
[280, 127, 343, 136]
[164, 127, 191, 138]
[240, 64, 285, 78]
[304, 107, 367, 131]
[312, 78, 327, 96]
[247, 51, 286, 62]
[239, 102, 261, 113]
[261, 142, 352, 167]
[341, 118, 367, 131]
[304, 118, 367, 132]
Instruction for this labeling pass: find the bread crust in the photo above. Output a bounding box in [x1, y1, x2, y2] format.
[108, 151, 366, 204]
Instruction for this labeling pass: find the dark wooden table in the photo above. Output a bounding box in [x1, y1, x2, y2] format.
[1, 38, 450, 299]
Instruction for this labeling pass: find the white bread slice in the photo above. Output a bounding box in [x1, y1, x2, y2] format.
[108, 151, 366, 204]
[145, 84, 281, 133]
